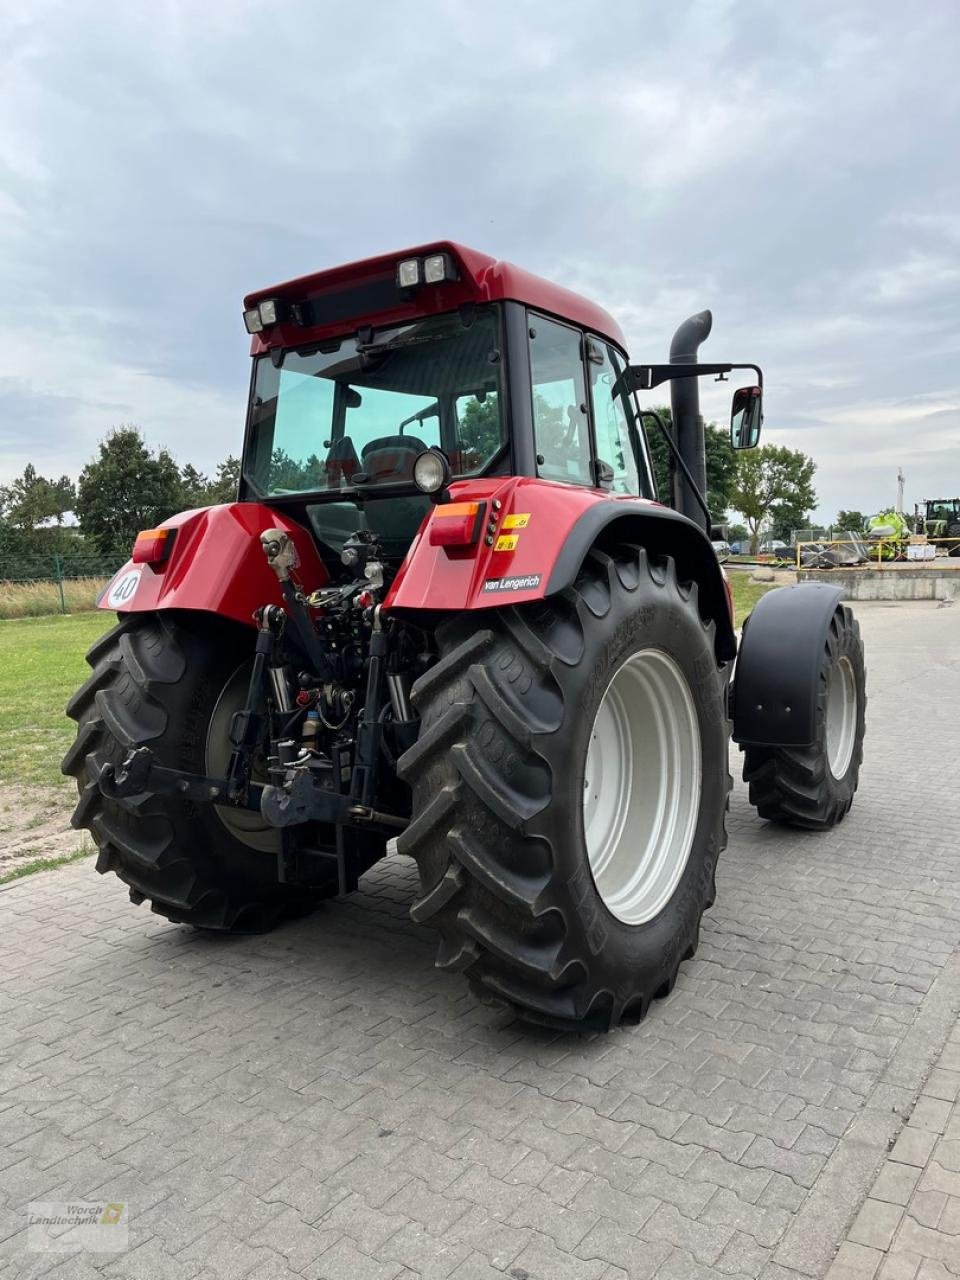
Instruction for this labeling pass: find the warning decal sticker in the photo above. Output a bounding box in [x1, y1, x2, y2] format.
[502, 513, 531, 529]
[494, 534, 519, 552]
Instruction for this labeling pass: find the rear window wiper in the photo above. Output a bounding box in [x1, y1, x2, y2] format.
[355, 332, 453, 354]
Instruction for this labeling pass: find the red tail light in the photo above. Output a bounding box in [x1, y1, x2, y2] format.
[428, 501, 485, 547]
[132, 527, 174, 565]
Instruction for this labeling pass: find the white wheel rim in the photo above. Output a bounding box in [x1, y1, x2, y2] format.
[583, 648, 702, 925]
[206, 661, 279, 854]
[826, 655, 857, 779]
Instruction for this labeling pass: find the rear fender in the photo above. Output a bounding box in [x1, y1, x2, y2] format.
[383, 477, 736, 662]
[732, 583, 844, 747]
[97, 503, 329, 627]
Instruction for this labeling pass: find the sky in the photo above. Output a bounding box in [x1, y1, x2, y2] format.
[1, 0, 958, 526]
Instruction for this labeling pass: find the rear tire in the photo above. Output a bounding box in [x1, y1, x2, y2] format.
[742, 604, 865, 829]
[62, 612, 335, 930]
[397, 546, 730, 1031]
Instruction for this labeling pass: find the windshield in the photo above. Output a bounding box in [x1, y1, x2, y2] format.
[927, 500, 960, 520]
[244, 307, 506, 496]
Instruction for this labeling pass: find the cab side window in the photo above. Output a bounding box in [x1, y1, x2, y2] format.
[528, 316, 592, 486]
[589, 340, 643, 496]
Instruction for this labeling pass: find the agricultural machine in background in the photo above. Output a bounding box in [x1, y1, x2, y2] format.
[63, 243, 866, 1030]
[916, 498, 960, 555]
[865, 509, 910, 560]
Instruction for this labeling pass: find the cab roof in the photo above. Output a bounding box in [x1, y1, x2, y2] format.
[244, 240, 628, 354]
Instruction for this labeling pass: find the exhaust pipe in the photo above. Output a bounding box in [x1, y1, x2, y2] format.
[669, 310, 712, 528]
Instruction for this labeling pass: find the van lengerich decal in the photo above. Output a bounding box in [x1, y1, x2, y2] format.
[482, 573, 542, 593]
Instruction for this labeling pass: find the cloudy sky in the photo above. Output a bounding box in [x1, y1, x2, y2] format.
[2, 0, 958, 524]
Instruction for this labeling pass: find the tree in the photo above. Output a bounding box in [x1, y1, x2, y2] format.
[0, 464, 75, 533]
[834, 510, 867, 534]
[76, 427, 184, 557]
[729, 445, 817, 553]
[207, 456, 241, 504]
[459, 394, 502, 463]
[0, 465, 78, 556]
[178, 456, 241, 508]
[178, 463, 211, 510]
[642, 406, 737, 520]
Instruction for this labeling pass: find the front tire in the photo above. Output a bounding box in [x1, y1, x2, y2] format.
[397, 546, 730, 1031]
[62, 612, 335, 930]
[742, 604, 866, 829]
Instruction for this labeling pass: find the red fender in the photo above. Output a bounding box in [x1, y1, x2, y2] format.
[97, 503, 329, 627]
[383, 477, 736, 660]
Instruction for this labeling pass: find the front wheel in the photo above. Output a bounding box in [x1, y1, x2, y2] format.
[742, 604, 866, 829]
[397, 546, 731, 1031]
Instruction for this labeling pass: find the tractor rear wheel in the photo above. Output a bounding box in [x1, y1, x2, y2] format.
[742, 604, 865, 829]
[397, 546, 730, 1031]
[62, 612, 335, 930]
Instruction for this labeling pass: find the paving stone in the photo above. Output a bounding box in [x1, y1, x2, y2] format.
[826, 1240, 884, 1278]
[891, 1129, 939, 1169]
[871, 1162, 922, 1206]
[907, 1099, 952, 1135]
[922, 1072, 960, 1104]
[847, 1199, 904, 1251]
[314, 1237, 404, 1280]
[573, 1219, 671, 1278]
[908, 1191, 949, 1232]
[876, 1252, 921, 1280]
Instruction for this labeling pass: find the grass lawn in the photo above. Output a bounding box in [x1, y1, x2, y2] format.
[0, 611, 115, 787]
[728, 573, 776, 628]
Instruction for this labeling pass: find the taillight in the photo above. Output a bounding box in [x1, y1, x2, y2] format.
[428, 501, 484, 547]
[132, 527, 174, 565]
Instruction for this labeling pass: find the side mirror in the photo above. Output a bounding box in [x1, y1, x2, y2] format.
[730, 385, 762, 449]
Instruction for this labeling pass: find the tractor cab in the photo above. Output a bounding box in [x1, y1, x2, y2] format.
[238, 243, 657, 577]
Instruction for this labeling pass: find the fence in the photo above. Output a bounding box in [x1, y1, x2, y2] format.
[0, 553, 122, 618]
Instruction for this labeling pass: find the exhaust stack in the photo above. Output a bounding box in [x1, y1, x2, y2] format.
[669, 310, 712, 529]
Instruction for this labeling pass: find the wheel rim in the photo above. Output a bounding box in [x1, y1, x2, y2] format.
[205, 660, 279, 854]
[583, 648, 702, 926]
[826, 655, 857, 779]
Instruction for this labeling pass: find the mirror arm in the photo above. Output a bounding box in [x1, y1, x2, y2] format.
[618, 362, 763, 393]
[638, 408, 713, 537]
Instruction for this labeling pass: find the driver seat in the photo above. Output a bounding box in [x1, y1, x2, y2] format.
[360, 434, 427, 483]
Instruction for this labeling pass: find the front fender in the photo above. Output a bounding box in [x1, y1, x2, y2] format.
[732, 583, 845, 746]
[98, 503, 329, 627]
[383, 477, 736, 661]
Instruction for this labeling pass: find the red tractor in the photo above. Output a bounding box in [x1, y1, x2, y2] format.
[63, 243, 866, 1030]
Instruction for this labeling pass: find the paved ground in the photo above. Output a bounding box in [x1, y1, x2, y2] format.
[828, 1020, 960, 1279]
[1, 599, 959, 1280]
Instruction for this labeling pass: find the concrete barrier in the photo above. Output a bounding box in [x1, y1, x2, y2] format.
[796, 568, 960, 600]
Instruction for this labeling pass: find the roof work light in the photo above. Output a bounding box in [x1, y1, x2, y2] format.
[243, 298, 282, 334]
[396, 252, 458, 290]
